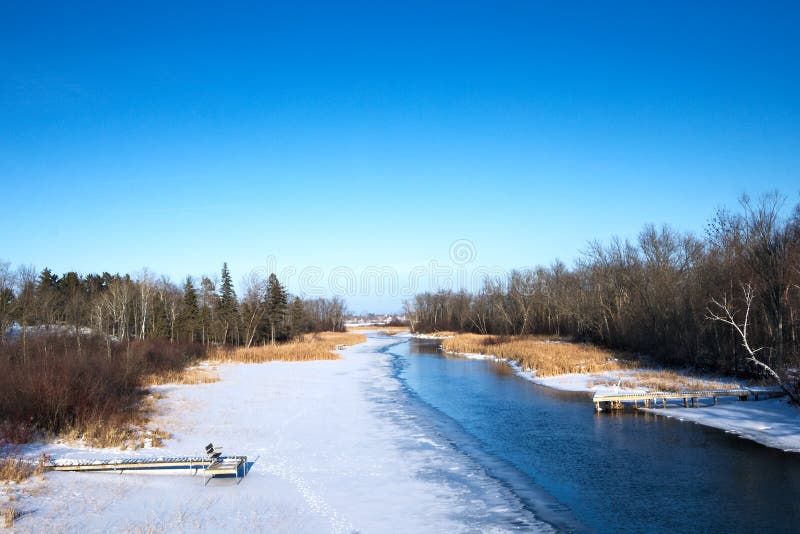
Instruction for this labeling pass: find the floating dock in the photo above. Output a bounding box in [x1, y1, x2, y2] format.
[593, 388, 785, 412]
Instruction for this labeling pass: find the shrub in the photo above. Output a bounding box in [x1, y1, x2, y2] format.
[0, 334, 205, 445]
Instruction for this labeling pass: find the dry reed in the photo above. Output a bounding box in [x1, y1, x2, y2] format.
[443, 333, 626, 377]
[141, 367, 220, 386]
[445, 333, 747, 391]
[0, 452, 48, 483]
[212, 332, 366, 363]
[2, 506, 20, 527]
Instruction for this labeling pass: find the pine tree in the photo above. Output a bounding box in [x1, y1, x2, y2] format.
[217, 263, 239, 344]
[36, 267, 62, 324]
[150, 293, 171, 339]
[199, 276, 216, 345]
[290, 296, 305, 340]
[264, 273, 287, 344]
[179, 276, 199, 342]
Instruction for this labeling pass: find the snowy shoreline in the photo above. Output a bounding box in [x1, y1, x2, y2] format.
[6, 334, 555, 532]
[430, 341, 800, 454]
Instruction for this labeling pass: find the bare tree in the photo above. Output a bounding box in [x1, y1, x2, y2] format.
[137, 269, 155, 340]
[240, 272, 267, 348]
[104, 277, 131, 341]
[0, 260, 15, 344]
[707, 283, 799, 404]
[13, 265, 37, 362]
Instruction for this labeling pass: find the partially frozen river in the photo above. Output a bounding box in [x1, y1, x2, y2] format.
[14, 333, 800, 533]
[393, 336, 800, 533]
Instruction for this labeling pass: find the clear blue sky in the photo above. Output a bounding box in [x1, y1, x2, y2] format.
[1, 1, 798, 312]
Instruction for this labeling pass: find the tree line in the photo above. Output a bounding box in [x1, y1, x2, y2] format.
[0, 261, 347, 352]
[406, 193, 800, 378]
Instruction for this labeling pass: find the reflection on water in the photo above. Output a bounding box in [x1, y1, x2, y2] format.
[392, 337, 800, 534]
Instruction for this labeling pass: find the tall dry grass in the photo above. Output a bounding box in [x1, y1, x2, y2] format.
[0, 449, 48, 483]
[443, 333, 627, 377]
[444, 333, 748, 391]
[2, 506, 21, 527]
[141, 366, 220, 386]
[213, 332, 366, 363]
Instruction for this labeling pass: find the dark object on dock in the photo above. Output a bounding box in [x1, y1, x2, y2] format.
[593, 388, 786, 412]
[201, 443, 246, 485]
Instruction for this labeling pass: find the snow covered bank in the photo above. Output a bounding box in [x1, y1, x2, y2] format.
[7, 335, 554, 532]
[410, 332, 454, 340]
[448, 349, 800, 453]
[451, 349, 647, 395]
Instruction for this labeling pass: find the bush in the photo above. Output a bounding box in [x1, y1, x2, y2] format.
[0, 334, 205, 444]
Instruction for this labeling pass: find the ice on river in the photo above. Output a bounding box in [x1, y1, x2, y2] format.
[10, 335, 554, 533]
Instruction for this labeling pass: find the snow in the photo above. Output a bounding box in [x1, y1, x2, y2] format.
[452, 350, 647, 395]
[448, 350, 800, 453]
[4, 322, 95, 339]
[410, 333, 454, 340]
[7, 334, 554, 533]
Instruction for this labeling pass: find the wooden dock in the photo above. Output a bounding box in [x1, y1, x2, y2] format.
[593, 388, 785, 412]
[49, 455, 248, 484]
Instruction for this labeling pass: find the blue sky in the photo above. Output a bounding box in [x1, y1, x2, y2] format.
[1, 1, 798, 311]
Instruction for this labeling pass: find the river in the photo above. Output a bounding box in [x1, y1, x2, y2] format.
[386, 336, 800, 533]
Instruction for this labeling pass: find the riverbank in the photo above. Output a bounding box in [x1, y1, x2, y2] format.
[413, 333, 800, 453]
[4, 334, 553, 532]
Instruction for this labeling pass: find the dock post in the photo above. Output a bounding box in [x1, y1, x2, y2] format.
[662, 398, 667, 409]
[683, 397, 688, 407]
[691, 397, 696, 407]
[594, 401, 601, 412]
[713, 396, 718, 405]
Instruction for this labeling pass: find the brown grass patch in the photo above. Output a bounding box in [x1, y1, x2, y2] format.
[141, 367, 220, 386]
[446, 334, 747, 391]
[2, 506, 21, 527]
[443, 333, 627, 377]
[213, 332, 367, 363]
[0, 452, 48, 483]
[0, 457, 34, 483]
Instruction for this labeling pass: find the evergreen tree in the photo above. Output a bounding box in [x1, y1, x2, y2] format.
[36, 267, 62, 324]
[290, 296, 305, 339]
[264, 273, 287, 344]
[199, 276, 216, 345]
[37, 267, 59, 290]
[150, 294, 171, 338]
[216, 263, 239, 344]
[179, 276, 199, 342]
[60, 272, 84, 337]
